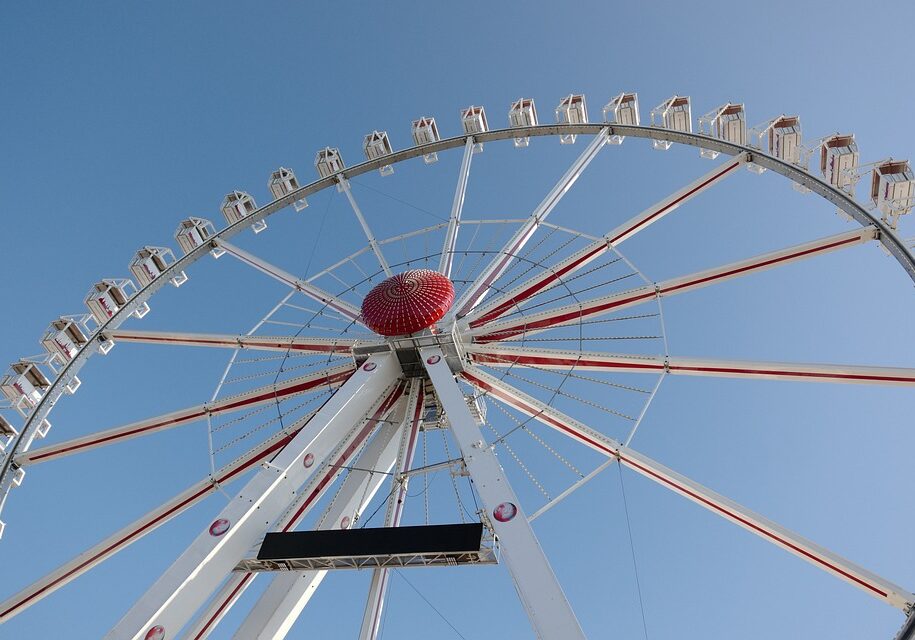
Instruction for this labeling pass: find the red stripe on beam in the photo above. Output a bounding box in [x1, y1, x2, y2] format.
[25, 370, 352, 463]
[460, 371, 890, 600]
[468, 160, 742, 329]
[115, 334, 352, 353]
[0, 429, 303, 619]
[476, 234, 864, 343]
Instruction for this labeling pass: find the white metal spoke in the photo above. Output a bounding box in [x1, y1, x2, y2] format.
[0, 411, 320, 624]
[104, 355, 403, 640]
[184, 397, 408, 640]
[461, 366, 915, 611]
[103, 329, 361, 355]
[471, 226, 878, 342]
[338, 179, 393, 277]
[214, 239, 364, 324]
[467, 344, 915, 386]
[16, 364, 354, 466]
[438, 137, 475, 278]
[465, 153, 748, 328]
[358, 379, 425, 640]
[454, 128, 609, 318]
[422, 347, 586, 640]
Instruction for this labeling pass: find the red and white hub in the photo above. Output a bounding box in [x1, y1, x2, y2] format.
[361, 269, 455, 337]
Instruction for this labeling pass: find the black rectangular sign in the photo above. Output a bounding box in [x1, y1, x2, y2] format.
[258, 523, 484, 561]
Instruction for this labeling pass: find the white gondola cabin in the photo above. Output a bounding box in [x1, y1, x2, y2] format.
[41, 316, 92, 364]
[1, 361, 51, 411]
[602, 93, 640, 144]
[130, 246, 187, 287]
[174, 217, 224, 258]
[221, 191, 266, 234]
[698, 103, 746, 159]
[508, 98, 538, 148]
[363, 131, 394, 176]
[461, 106, 487, 153]
[315, 147, 345, 180]
[0, 415, 16, 453]
[555, 94, 588, 144]
[84, 278, 148, 325]
[820, 134, 859, 190]
[412, 117, 441, 164]
[872, 159, 915, 229]
[268, 167, 308, 212]
[650, 96, 692, 150]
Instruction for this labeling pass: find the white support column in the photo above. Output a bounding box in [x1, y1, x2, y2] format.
[103, 329, 360, 356]
[17, 364, 354, 466]
[421, 347, 587, 640]
[461, 366, 915, 612]
[467, 344, 915, 386]
[465, 153, 748, 328]
[0, 411, 321, 624]
[471, 225, 878, 342]
[438, 137, 475, 278]
[214, 239, 365, 324]
[185, 405, 407, 640]
[338, 179, 393, 277]
[454, 128, 609, 318]
[358, 379, 425, 640]
[105, 354, 403, 640]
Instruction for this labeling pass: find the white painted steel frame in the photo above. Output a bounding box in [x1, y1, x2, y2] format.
[0, 407, 325, 623]
[453, 127, 610, 318]
[105, 354, 402, 640]
[4, 124, 913, 541]
[460, 366, 915, 611]
[466, 152, 749, 328]
[185, 394, 408, 640]
[471, 226, 879, 341]
[422, 346, 587, 640]
[103, 329, 360, 355]
[16, 364, 354, 466]
[338, 178, 393, 278]
[466, 344, 915, 386]
[213, 239, 364, 324]
[0, 123, 912, 639]
[358, 379, 425, 640]
[438, 137, 475, 278]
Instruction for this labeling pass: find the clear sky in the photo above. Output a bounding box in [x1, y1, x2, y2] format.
[2, 1, 915, 639]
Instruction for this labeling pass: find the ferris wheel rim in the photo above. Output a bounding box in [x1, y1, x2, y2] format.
[1, 116, 914, 637]
[4, 123, 912, 499]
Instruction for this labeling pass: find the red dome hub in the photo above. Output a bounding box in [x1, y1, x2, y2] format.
[361, 269, 455, 337]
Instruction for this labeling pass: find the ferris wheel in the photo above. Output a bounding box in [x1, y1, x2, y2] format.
[1, 92, 915, 639]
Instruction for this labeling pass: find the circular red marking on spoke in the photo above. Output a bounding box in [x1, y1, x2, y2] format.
[209, 519, 230, 537]
[362, 270, 455, 336]
[493, 502, 517, 523]
[145, 625, 165, 640]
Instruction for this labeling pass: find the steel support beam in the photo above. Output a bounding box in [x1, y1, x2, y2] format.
[103, 329, 360, 355]
[422, 347, 587, 640]
[0, 410, 321, 624]
[358, 380, 425, 640]
[185, 399, 407, 640]
[438, 137, 475, 278]
[338, 179, 393, 278]
[454, 128, 609, 318]
[214, 239, 364, 324]
[471, 226, 878, 342]
[465, 153, 748, 328]
[105, 354, 402, 640]
[466, 344, 915, 386]
[16, 364, 353, 466]
[461, 366, 915, 611]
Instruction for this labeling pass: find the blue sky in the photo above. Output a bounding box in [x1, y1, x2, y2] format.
[2, 1, 915, 638]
